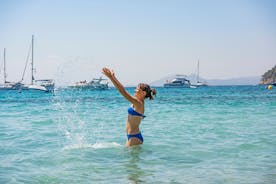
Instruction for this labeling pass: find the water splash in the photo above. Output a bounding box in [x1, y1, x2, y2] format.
[63, 142, 122, 150]
[51, 88, 110, 150]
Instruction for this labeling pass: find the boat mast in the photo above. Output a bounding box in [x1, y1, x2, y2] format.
[197, 59, 199, 83]
[4, 48, 7, 83]
[31, 35, 34, 84]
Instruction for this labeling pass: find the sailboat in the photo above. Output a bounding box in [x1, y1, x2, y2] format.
[195, 60, 208, 87]
[0, 48, 26, 90]
[24, 35, 55, 92]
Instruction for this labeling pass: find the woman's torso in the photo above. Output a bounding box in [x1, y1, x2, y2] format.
[126, 105, 144, 134]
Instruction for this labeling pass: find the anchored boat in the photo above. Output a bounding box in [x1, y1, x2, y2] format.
[0, 48, 26, 90]
[23, 35, 55, 92]
[70, 77, 108, 89]
[164, 75, 191, 88]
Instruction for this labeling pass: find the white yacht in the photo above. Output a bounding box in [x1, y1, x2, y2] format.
[70, 77, 108, 89]
[164, 75, 191, 88]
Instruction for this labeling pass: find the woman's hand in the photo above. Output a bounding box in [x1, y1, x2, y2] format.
[102, 67, 115, 79]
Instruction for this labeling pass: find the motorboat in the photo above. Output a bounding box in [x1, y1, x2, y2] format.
[164, 75, 191, 88]
[70, 77, 108, 89]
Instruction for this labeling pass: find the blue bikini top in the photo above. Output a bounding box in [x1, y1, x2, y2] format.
[128, 107, 146, 118]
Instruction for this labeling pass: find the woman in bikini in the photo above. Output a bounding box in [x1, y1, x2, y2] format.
[102, 67, 157, 147]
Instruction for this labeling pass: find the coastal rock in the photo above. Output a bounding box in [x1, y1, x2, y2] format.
[260, 65, 276, 85]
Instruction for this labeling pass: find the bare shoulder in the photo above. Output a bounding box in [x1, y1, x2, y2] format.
[132, 100, 144, 111]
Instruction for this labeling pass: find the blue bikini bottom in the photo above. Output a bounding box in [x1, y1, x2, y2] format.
[127, 132, 144, 143]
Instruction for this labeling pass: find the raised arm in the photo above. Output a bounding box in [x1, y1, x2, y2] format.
[102, 67, 141, 105]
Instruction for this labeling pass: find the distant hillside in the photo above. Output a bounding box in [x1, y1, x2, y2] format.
[150, 74, 261, 86]
[207, 76, 261, 86]
[260, 65, 276, 84]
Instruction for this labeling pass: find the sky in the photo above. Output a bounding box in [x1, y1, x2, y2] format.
[0, 0, 275, 86]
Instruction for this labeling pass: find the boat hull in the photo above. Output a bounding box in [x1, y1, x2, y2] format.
[27, 84, 55, 92]
[69, 84, 108, 90]
[0, 82, 27, 90]
[70, 78, 109, 90]
[163, 84, 191, 88]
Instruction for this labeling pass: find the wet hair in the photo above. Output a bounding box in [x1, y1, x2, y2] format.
[138, 83, 157, 100]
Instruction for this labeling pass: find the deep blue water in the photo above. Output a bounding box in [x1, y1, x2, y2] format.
[0, 86, 275, 183]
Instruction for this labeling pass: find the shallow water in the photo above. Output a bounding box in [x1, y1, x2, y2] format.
[0, 86, 275, 183]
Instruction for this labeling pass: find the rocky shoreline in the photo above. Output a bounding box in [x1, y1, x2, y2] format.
[260, 65, 276, 85]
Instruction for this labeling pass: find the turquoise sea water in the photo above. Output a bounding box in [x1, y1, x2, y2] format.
[0, 86, 275, 183]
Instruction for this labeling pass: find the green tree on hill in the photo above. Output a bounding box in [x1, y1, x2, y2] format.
[260, 65, 276, 84]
